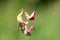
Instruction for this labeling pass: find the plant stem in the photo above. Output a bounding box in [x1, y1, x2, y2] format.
[16, 26, 20, 40]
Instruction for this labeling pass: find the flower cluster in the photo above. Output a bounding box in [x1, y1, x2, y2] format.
[17, 10, 36, 36]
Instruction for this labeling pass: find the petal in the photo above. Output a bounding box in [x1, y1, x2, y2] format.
[24, 30, 31, 36]
[22, 20, 29, 25]
[28, 25, 35, 32]
[29, 11, 36, 20]
[17, 10, 24, 22]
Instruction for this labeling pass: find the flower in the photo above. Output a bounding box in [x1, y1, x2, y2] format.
[28, 11, 36, 20]
[17, 10, 24, 23]
[17, 10, 29, 25]
[24, 25, 35, 36]
[17, 10, 36, 36]
[24, 30, 31, 36]
[25, 11, 36, 21]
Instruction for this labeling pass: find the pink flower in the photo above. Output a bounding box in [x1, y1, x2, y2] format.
[17, 10, 36, 36]
[24, 26, 35, 36]
[28, 11, 36, 20]
[28, 25, 35, 32]
[24, 30, 31, 36]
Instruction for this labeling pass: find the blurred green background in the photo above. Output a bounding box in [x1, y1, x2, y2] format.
[0, 0, 60, 40]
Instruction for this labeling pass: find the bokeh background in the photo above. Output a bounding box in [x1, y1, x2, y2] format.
[0, 0, 60, 40]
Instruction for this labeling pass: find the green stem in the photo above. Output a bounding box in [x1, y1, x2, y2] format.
[16, 26, 20, 40]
